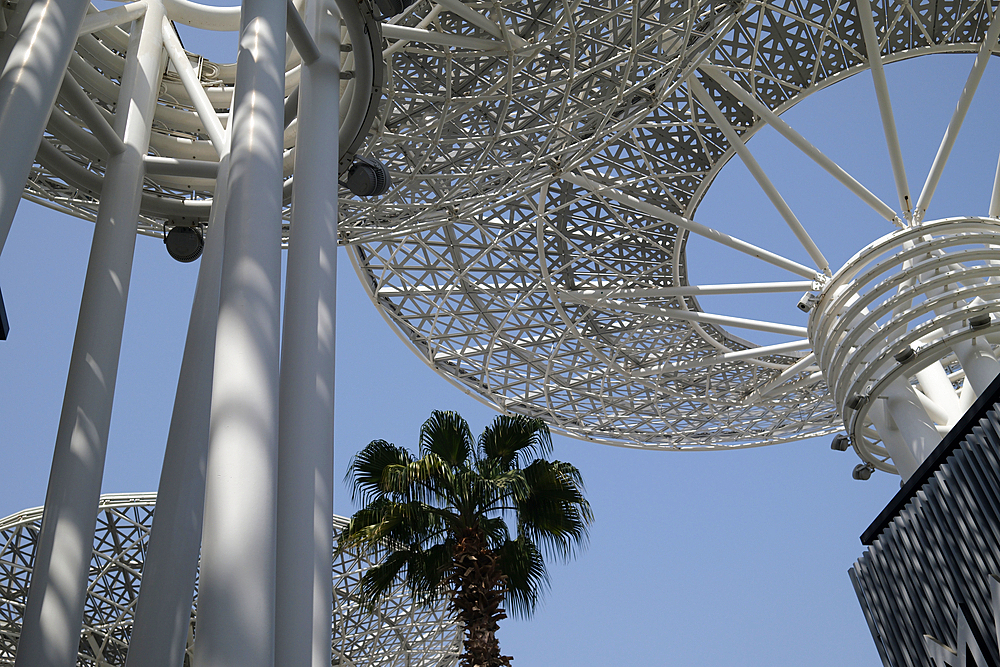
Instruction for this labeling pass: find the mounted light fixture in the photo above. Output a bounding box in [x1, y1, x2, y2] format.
[970, 313, 991, 330]
[164, 226, 204, 263]
[852, 463, 874, 481]
[831, 434, 850, 451]
[846, 394, 867, 411]
[0, 286, 8, 340]
[344, 156, 391, 197]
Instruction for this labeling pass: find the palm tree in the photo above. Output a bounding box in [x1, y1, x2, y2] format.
[337, 410, 593, 667]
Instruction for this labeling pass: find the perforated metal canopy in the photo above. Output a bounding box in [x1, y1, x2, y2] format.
[0, 494, 461, 667]
[344, 0, 999, 449]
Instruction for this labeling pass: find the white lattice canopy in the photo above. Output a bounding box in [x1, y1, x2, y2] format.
[345, 0, 1000, 452]
[0, 494, 461, 666]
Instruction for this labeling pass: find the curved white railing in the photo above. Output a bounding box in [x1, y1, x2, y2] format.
[810, 217, 1000, 476]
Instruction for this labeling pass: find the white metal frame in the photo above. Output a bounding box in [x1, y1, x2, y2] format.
[0, 495, 462, 667]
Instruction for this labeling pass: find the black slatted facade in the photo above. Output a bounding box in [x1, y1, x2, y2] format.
[853, 374, 1000, 667]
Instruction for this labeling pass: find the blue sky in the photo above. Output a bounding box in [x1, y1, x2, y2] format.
[2, 43, 999, 667]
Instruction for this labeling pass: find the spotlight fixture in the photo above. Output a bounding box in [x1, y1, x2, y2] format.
[0, 286, 8, 340]
[164, 226, 204, 263]
[831, 434, 850, 451]
[970, 313, 992, 330]
[852, 463, 874, 481]
[344, 156, 391, 197]
[846, 394, 867, 411]
[894, 346, 915, 363]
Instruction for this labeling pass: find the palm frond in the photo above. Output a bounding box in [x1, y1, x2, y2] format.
[495, 537, 548, 619]
[346, 440, 413, 504]
[516, 460, 593, 561]
[479, 515, 512, 551]
[356, 550, 410, 611]
[419, 410, 474, 465]
[382, 453, 457, 505]
[336, 499, 452, 555]
[404, 541, 454, 603]
[478, 414, 552, 471]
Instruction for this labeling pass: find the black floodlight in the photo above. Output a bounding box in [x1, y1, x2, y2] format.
[852, 463, 873, 481]
[0, 286, 7, 340]
[374, 0, 416, 17]
[831, 434, 850, 451]
[345, 156, 391, 197]
[970, 313, 992, 330]
[165, 226, 204, 263]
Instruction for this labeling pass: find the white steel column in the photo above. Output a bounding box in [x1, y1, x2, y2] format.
[125, 159, 230, 667]
[0, 0, 92, 255]
[880, 379, 942, 480]
[13, 2, 165, 665]
[868, 393, 922, 481]
[275, 0, 338, 661]
[192, 0, 286, 661]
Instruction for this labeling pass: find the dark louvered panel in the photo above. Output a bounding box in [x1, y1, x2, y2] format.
[853, 375, 1000, 667]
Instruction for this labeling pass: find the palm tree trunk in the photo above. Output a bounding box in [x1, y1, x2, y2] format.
[451, 531, 512, 667]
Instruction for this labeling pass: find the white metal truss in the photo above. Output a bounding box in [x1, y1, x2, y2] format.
[9, 0, 1000, 457]
[0, 494, 462, 667]
[344, 0, 1000, 451]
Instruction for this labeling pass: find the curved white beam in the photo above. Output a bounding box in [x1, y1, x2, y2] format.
[699, 63, 903, 228]
[856, 0, 912, 220]
[562, 170, 821, 279]
[689, 75, 831, 275]
[914, 6, 1000, 222]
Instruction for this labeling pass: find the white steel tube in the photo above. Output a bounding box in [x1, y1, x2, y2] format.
[751, 352, 817, 400]
[700, 63, 902, 227]
[564, 295, 809, 336]
[13, 3, 165, 666]
[433, 0, 526, 48]
[856, 0, 912, 219]
[0, 0, 92, 255]
[275, 0, 338, 661]
[914, 8, 1000, 222]
[380, 23, 505, 51]
[59, 71, 126, 156]
[563, 171, 819, 279]
[689, 76, 830, 274]
[633, 339, 812, 376]
[568, 281, 815, 297]
[0, 0, 32, 67]
[882, 379, 942, 479]
[160, 19, 228, 154]
[915, 362, 962, 424]
[991, 148, 1000, 217]
[952, 336, 1000, 396]
[192, 0, 286, 661]
[124, 157, 230, 667]
[78, 1, 147, 35]
[868, 394, 922, 481]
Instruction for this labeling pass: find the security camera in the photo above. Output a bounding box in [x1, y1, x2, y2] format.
[852, 463, 873, 481]
[164, 225, 204, 263]
[345, 156, 391, 197]
[831, 434, 850, 451]
[797, 292, 819, 313]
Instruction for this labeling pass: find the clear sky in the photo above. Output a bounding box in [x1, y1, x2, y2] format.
[2, 39, 999, 667]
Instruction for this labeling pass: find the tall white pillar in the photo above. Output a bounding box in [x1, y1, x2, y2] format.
[192, 0, 286, 661]
[125, 158, 231, 667]
[0, 0, 91, 255]
[879, 378, 942, 481]
[13, 3, 165, 666]
[274, 0, 339, 662]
